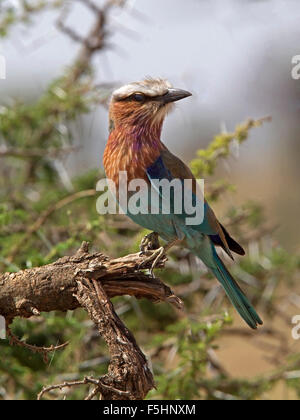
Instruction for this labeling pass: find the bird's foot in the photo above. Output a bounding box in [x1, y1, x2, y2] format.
[139, 232, 160, 255]
[138, 235, 180, 277]
[139, 246, 166, 277]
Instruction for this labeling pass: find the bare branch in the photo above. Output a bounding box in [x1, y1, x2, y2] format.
[7, 190, 97, 262]
[37, 375, 130, 400]
[0, 241, 182, 320]
[73, 277, 154, 399]
[0, 241, 183, 400]
[56, 0, 124, 84]
[6, 326, 69, 364]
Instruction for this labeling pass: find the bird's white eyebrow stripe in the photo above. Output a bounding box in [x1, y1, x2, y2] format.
[112, 78, 173, 100]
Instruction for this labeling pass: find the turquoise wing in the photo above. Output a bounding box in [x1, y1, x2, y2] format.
[146, 154, 217, 235]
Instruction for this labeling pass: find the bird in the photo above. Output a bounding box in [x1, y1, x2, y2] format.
[103, 77, 263, 329]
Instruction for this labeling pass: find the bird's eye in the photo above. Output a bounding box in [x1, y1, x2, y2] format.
[132, 93, 145, 102]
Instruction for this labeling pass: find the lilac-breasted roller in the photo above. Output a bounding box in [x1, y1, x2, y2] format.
[103, 78, 263, 329]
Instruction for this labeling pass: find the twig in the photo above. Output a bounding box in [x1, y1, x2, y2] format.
[57, 0, 124, 84]
[6, 326, 69, 364]
[37, 375, 130, 400]
[7, 189, 97, 262]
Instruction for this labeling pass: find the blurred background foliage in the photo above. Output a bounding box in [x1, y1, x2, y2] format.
[0, 0, 299, 400]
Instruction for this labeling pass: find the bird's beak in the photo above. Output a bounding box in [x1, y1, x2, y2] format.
[160, 88, 192, 104]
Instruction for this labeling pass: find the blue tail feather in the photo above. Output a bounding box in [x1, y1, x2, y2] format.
[210, 250, 263, 329]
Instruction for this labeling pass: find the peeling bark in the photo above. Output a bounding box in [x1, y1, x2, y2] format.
[0, 242, 183, 400]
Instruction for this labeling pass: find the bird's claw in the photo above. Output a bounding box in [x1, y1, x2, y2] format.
[150, 246, 166, 277]
[139, 246, 166, 277]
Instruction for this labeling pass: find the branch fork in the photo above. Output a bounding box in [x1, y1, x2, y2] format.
[0, 241, 184, 399]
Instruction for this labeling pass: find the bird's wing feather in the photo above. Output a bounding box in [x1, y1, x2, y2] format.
[210, 223, 245, 256]
[146, 148, 234, 258]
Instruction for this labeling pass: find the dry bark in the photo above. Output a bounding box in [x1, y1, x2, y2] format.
[0, 242, 183, 400]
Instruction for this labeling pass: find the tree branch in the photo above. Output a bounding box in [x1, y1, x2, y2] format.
[7, 190, 97, 263]
[57, 0, 124, 85]
[0, 241, 183, 400]
[6, 326, 69, 364]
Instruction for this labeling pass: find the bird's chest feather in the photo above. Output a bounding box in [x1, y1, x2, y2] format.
[103, 129, 163, 189]
[103, 130, 179, 240]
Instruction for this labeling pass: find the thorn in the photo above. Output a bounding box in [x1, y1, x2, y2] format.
[78, 241, 90, 254]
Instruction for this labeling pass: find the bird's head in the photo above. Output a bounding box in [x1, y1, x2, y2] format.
[108, 78, 192, 132]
